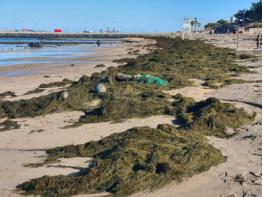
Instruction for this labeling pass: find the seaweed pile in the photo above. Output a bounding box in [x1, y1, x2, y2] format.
[0, 91, 16, 98]
[0, 37, 252, 120]
[17, 124, 225, 196]
[23, 88, 45, 95]
[13, 37, 256, 196]
[38, 78, 73, 88]
[172, 94, 255, 137]
[79, 83, 171, 123]
[0, 119, 20, 131]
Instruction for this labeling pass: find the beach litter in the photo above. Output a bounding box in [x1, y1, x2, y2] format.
[95, 83, 107, 93]
[138, 74, 168, 86]
[116, 73, 167, 86]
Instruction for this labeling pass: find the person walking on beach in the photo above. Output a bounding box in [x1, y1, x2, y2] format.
[256, 33, 262, 49]
[97, 40, 101, 47]
[260, 34, 262, 49]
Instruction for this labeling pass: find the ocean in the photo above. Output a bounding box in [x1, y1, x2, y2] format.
[0, 38, 121, 67]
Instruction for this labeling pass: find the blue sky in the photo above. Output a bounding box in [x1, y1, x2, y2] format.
[0, 0, 255, 32]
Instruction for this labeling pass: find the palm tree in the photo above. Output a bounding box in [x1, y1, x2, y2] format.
[191, 18, 198, 32]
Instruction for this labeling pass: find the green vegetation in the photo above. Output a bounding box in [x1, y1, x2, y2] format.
[205, 1, 262, 29]
[234, 0, 262, 23]
[17, 124, 225, 197]
[204, 19, 228, 29]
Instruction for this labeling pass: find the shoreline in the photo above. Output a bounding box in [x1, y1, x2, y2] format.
[0, 35, 261, 197]
[0, 38, 153, 96]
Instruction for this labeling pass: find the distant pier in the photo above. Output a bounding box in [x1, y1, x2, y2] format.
[0, 32, 157, 39]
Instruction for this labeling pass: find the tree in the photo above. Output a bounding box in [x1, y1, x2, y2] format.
[251, 0, 262, 22]
[191, 17, 198, 32]
[216, 19, 228, 25]
[234, 0, 262, 22]
[204, 19, 227, 29]
[234, 9, 246, 21]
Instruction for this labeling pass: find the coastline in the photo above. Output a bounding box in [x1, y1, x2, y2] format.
[0, 34, 261, 197]
[0, 38, 153, 96]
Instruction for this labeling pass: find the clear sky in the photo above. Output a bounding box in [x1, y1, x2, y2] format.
[0, 0, 255, 32]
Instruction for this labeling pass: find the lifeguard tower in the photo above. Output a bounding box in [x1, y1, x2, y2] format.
[182, 18, 192, 40]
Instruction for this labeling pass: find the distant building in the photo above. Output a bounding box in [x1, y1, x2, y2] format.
[230, 16, 236, 23]
[182, 18, 192, 39]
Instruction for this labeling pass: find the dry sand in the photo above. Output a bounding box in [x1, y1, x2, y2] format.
[0, 35, 261, 197]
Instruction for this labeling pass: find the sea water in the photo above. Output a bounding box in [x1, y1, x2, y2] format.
[0, 38, 121, 67]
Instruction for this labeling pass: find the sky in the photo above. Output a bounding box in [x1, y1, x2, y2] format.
[0, 0, 255, 32]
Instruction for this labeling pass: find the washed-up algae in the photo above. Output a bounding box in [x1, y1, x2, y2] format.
[23, 88, 45, 95]
[38, 78, 73, 88]
[12, 37, 256, 196]
[79, 82, 172, 123]
[95, 64, 106, 68]
[0, 119, 20, 131]
[17, 124, 225, 197]
[172, 94, 255, 138]
[0, 91, 16, 98]
[0, 37, 253, 122]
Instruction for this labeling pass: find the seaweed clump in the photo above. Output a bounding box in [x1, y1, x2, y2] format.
[23, 88, 45, 95]
[173, 94, 255, 137]
[95, 64, 106, 68]
[17, 125, 225, 196]
[79, 83, 171, 123]
[0, 119, 20, 131]
[38, 78, 73, 88]
[0, 91, 16, 98]
[0, 37, 252, 120]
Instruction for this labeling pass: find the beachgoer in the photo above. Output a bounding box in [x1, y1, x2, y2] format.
[256, 34, 260, 49]
[209, 30, 212, 36]
[97, 40, 101, 47]
[260, 34, 262, 49]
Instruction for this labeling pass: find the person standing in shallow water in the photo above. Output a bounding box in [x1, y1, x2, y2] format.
[97, 40, 101, 47]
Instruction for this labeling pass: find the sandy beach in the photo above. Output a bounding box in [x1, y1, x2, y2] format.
[0, 34, 261, 197]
